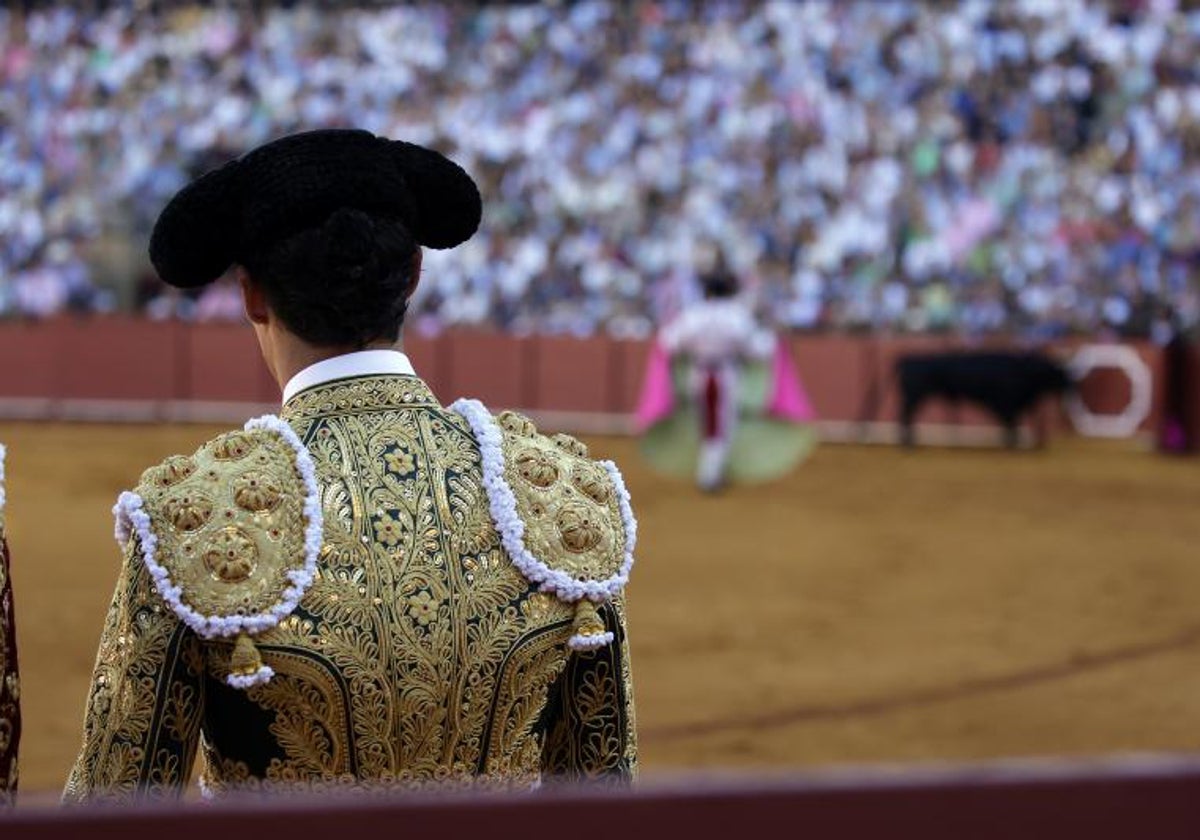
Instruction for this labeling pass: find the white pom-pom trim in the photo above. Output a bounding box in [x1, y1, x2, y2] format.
[0, 442, 6, 515]
[568, 631, 615, 651]
[449, 399, 637, 606]
[112, 415, 324, 688]
[226, 665, 275, 689]
[197, 775, 216, 801]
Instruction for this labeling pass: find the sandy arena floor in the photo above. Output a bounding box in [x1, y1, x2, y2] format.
[4, 421, 1200, 796]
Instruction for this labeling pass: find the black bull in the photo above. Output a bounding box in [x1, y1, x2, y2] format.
[895, 351, 1074, 447]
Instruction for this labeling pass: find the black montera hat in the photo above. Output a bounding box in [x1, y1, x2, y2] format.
[149, 128, 482, 289]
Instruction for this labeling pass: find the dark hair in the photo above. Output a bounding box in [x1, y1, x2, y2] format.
[701, 271, 739, 300]
[240, 208, 417, 348]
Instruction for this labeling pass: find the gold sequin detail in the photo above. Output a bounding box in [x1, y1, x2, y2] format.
[232, 472, 282, 513]
[211, 432, 256, 461]
[164, 493, 213, 532]
[515, 449, 559, 488]
[202, 528, 258, 583]
[150, 455, 196, 489]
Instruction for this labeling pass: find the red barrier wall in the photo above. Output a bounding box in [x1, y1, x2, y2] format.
[0, 317, 1180, 440]
[789, 334, 870, 423]
[56, 320, 183, 401]
[616, 339, 652, 413]
[0, 324, 59, 399]
[439, 330, 533, 408]
[531, 335, 616, 414]
[184, 322, 273, 403]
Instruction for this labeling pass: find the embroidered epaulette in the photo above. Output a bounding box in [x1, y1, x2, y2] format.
[113, 416, 322, 689]
[450, 399, 636, 651]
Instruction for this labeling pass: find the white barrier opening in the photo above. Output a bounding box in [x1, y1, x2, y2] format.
[1065, 344, 1152, 438]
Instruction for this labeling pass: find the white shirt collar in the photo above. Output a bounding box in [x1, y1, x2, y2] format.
[282, 349, 416, 404]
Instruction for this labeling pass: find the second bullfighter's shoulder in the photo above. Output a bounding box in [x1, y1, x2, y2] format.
[0, 441, 6, 538]
[447, 400, 637, 651]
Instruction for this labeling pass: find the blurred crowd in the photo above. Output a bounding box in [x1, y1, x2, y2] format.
[4, 0, 1200, 340]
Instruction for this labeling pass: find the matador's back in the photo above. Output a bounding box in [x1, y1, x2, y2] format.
[65, 366, 637, 801]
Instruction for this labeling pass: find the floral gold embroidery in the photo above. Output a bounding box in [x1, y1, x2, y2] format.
[572, 465, 612, 505]
[64, 538, 204, 803]
[372, 512, 404, 547]
[165, 493, 214, 532]
[556, 504, 603, 553]
[497, 411, 537, 437]
[211, 433, 255, 461]
[407, 591, 438, 626]
[515, 449, 559, 488]
[202, 528, 257, 583]
[149, 456, 196, 489]
[383, 449, 415, 476]
[551, 433, 588, 458]
[232, 472, 282, 513]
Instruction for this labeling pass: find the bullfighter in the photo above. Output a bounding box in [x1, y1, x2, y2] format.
[64, 129, 638, 801]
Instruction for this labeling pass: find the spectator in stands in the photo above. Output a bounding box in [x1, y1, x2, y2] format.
[2, 1, 1200, 338]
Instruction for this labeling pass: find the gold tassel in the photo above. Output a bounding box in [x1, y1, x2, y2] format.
[571, 599, 606, 642]
[229, 632, 263, 677]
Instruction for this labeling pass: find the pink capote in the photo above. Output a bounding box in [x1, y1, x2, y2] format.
[633, 341, 675, 433]
[766, 337, 817, 422]
[634, 337, 815, 432]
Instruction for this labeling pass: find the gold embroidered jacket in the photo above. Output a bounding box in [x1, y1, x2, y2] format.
[64, 375, 636, 802]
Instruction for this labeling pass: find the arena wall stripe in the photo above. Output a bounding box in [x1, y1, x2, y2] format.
[0, 325, 57, 398]
[789, 333, 871, 422]
[0, 317, 1183, 443]
[531, 334, 613, 413]
[402, 334, 446, 400]
[57, 319, 181, 401]
[185, 323, 268, 403]
[5, 756, 1200, 838]
[617, 338, 653, 413]
[439, 329, 530, 408]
